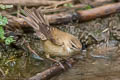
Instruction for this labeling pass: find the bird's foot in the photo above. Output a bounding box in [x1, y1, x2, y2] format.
[65, 61, 72, 68]
[56, 61, 65, 69]
[47, 56, 65, 69]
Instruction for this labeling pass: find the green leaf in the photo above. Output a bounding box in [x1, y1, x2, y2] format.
[64, 3, 73, 7]
[84, 5, 92, 10]
[5, 36, 15, 45]
[0, 15, 2, 19]
[68, 3, 73, 7]
[0, 21, 3, 25]
[5, 5, 13, 9]
[0, 26, 5, 40]
[2, 17, 8, 25]
[64, 3, 68, 7]
[0, 4, 13, 10]
[0, 4, 5, 10]
[0, 15, 15, 45]
[0, 16, 8, 26]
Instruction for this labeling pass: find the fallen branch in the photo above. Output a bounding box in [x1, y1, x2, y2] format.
[47, 2, 120, 24]
[28, 58, 77, 80]
[0, 0, 66, 6]
[77, 2, 120, 21]
[89, 0, 114, 7]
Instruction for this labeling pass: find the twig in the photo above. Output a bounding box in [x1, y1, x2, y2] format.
[0, 68, 5, 77]
[26, 43, 39, 57]
[28, 58, 77, 80]
[45, 0, 72, 9]
[23, 38, 44, 60]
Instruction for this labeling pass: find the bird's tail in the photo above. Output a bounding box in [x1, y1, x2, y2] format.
[19, 7, 52, 40]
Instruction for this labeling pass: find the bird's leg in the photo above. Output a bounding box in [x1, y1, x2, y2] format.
[46, 54, 65, 69]
[64, 59, 72, 68]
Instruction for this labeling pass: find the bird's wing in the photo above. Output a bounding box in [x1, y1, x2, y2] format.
[19, 7, 53, 41]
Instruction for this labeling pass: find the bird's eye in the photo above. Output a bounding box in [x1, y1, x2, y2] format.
[71, 43, 76, 48]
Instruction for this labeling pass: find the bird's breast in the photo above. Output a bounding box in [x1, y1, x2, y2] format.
[43, 40, 73, 57]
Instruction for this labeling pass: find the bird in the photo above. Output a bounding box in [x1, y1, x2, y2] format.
[19, 7, 82, 68]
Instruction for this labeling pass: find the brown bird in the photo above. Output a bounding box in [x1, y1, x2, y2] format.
[20, 7, 82, 67]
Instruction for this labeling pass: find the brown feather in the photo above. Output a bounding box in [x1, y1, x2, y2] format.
[20, 7, 53, 41]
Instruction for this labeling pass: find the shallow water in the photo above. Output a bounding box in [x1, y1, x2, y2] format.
[0, 55, 51, 80]
[51, 41, 120, 80]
